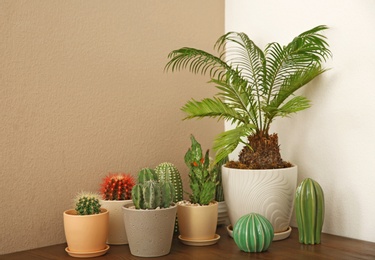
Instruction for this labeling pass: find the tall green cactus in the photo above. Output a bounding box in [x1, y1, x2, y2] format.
[132, 168, 175, 210]
[295, 178, 325, 244]
[155, 162, 183, 204]
[155, 162, 183, 232]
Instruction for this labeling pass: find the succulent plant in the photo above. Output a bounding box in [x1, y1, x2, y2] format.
[184, 134, 217, 205]
[100, 173, 135, 200]
[132, 168, 175, 210]
[155, 162, 183, 204]
[74, 191, 101, 215]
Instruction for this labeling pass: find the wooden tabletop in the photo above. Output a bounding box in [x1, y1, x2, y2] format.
[2, 225, 374, 260]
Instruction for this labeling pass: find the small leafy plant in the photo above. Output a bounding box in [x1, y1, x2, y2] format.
[100, 173, 135, 200]
[184, 135, 217, 205]
[131, 168, 175, 209]
[74, 191, 101, 215]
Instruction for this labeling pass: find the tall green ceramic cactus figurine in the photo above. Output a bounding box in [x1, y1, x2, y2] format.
[295, 178, 325, 244]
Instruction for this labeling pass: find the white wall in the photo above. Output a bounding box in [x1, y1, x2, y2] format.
[225, 0, 375, 242]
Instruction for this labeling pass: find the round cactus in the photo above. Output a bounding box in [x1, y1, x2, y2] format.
[74, 192, 101, 215]
[233, 213, 274, 252]
[295, 178, 325, 244]
[100, 173, 135, 200]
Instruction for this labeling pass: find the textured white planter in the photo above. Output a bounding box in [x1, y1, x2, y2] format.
[100, 199, 131, 245]
[222, 165, 297, 240]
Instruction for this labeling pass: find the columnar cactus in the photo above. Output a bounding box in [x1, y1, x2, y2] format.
[233, 213, 274, 252]
[184, 134, 217, 205]
[155, 162, 183, 204]
[74, 192, 101, 215]
[100, 173, 135, 200]
[137, 168, 158, 183]
[132, 168, 175, 210]
[295, 178, 325, 244]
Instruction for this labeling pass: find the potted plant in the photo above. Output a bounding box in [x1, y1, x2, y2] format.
[99, 173, 135, 245]
[63, 191, 109, 258]
[122, 168, 177, 257]
[165, 25, 331, 240]
[177, 135, 220, 246]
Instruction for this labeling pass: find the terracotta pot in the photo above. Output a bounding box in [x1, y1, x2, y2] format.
[63, 208, 109, 253]
[100, 199, 131, 245]
[122, 202, 177, 257]
[177, 201, 218, 240]
[222, 165, 297, 241]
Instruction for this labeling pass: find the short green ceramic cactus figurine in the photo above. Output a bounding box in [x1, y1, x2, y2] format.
[295, 178, 325, 244]
[132, 168, 175, 210]
[74, 192, 101, 215]
[233, 213, 274, 252]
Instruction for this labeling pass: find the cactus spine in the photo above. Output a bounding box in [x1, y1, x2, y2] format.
[295, 178, 325, 244]
[100, 173, 135, 200]
[132, 168, 175, 210]
[74, 192, 101, 215]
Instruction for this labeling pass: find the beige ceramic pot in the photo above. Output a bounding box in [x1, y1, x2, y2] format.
[99, 199, 131, 245]
[63, 208, 109, 254]
[222, 165, 298, 241]
[122, 202, 177, 257]
[177, 201, 218, 241]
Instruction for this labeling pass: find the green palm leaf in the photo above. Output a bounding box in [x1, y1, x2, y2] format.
[213, 125, 254, 164]
[181, 97, 246, 125]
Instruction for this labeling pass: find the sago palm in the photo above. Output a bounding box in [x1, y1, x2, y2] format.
[165, 25, 331, 169]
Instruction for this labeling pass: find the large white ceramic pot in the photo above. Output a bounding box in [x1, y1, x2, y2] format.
[100, 199, 131, 245]
[122, 202, 177, 257]
[222, 165, 297, 241]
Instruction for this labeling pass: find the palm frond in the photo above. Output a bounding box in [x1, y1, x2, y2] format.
[181, 97, 247, 125]
[263, 96, 311, 118]
[165, 47, 230, 80]
[213, 125, 254, 164]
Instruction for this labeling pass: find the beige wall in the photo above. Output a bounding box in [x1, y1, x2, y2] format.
[0, 1, 224, 254]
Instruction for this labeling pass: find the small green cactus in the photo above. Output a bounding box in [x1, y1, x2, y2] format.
[74, 191, 101, 215]
[137, 168, 158, 183]
[185, 135, 217, 205]
[132, 168, 175, 210]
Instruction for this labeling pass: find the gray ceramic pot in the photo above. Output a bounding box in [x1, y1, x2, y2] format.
[122, 202, 177, 257]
